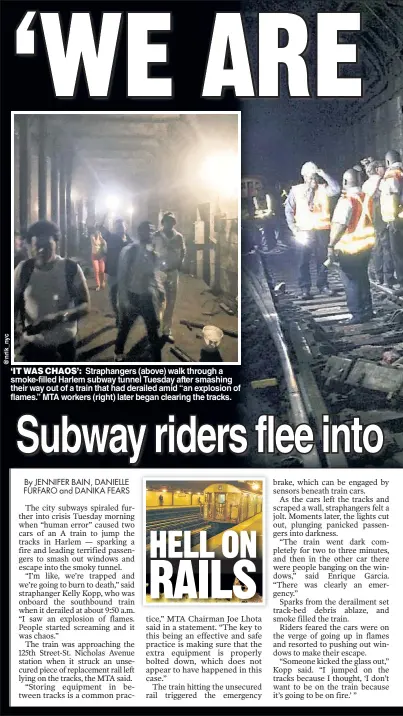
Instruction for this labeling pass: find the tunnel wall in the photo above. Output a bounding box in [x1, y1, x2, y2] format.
[146, 490, 173, 507]
[146, 490, 205, 507]
[14, 135, 19, 232]
[217, 218, 238, 300]
[322, 61, 403, 173]
[14, 132, 52, 231]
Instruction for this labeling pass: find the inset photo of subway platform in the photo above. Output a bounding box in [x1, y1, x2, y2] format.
[145, 480, 263, 603]
[13, 112, 239, 364]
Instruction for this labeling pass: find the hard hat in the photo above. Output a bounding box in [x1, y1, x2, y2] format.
[361, 156, 374, 167]
[385, 149, 401, 167]
[301, 162, 318, 178]
[366, 159, 384, 176]
[343, 168, 361, 190]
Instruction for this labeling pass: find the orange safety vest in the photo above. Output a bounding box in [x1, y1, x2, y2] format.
[334, 193, 375, 255]
[380, 167, 403, 222]
[293, 184, 331, 231]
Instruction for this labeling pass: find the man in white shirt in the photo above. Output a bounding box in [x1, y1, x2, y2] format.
[284, 162, 340, 299]
[14, 220, 90, 362]
[153, 212, 185, 340]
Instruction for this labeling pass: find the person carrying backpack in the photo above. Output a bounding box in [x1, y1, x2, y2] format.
[14, 220, 90, 362]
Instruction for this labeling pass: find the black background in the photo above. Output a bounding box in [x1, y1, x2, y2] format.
[1, 2, 400, 715]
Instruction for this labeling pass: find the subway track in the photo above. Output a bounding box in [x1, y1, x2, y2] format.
[241, 249, 403, 469]
[146, 507, 201, 528]
[146, 507, 204, 544]
[145, 507, 230, 547]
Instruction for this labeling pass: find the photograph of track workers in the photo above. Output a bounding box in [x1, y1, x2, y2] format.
[238, 0, 403, 469]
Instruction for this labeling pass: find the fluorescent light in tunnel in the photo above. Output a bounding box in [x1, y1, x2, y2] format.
[200, 152, 238, 194]
[106, 195, 119, 211]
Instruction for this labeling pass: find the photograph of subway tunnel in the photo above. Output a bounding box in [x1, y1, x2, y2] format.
[13, 112, 239, 364]
[145, 480, 263, 603]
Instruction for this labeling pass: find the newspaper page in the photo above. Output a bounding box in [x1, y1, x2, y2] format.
[1, 1, 403, 715]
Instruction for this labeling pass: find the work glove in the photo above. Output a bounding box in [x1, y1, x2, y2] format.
[324, 247, 335, 268]
[294, 230, 310, 246]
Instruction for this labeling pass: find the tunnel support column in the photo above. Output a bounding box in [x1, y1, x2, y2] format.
[130, 197, 136, 235]
[65, 153, 73, 256]
[38, 116, 47, 220]
[86, 197, 96, 228]
[50, 139, 59, 226]
[19, 116, 31, 233]
[77, 197, 84, 254]
[59, 152, 67, 257]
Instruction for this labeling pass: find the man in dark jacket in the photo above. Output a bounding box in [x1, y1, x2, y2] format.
[114, 221, 164, 362]
[104, 219, 133, 320]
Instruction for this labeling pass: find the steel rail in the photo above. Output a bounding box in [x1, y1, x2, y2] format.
[369, 279, 403, 307]
[244, 267, 322, 469]
[288, 321, 349, 469]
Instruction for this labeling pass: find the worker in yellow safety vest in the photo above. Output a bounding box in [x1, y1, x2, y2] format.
[285, 161, 340, 299]
[327, 168, 375, 325]
[380, 149, 403, 289]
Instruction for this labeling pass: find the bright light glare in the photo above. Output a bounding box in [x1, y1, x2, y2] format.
[106, 195, 119, 211]
[70, 189, 78, 202]
[253, 194, 272, 218]
[295, 231, 310, 246]
[266, 195, 272, 214]
[127, 206, 135, 216]
[200, 152, 238, 195]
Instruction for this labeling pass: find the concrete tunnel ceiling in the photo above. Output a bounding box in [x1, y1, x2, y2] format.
[242, 0, 403, 182]
[39, 114, 239, 202]
[245, 0, 403, 107]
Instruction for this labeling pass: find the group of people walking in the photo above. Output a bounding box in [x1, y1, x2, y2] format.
[14, 212, 185, 362]
[285, 150, 403, 324]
